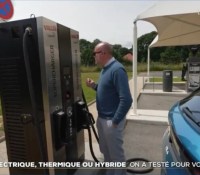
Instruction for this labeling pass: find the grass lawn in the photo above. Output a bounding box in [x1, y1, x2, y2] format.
[81, 72, 99, 103]
[149, 77, 183, 82]
[81, 72, 132, 103]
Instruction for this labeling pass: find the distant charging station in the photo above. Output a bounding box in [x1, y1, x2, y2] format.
[187, 56, 200, 91]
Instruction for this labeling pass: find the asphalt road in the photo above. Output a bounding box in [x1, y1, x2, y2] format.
[124, 120, 168, 175]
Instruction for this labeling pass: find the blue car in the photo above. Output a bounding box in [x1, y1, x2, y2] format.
[162, 88, 200, 175]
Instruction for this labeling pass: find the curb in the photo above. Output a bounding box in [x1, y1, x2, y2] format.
[0, 136, 5, 143]
[127, 118, 168, 126]
[87, 100, 96, 106]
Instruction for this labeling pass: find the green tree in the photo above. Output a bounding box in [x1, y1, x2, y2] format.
[80, 39, 103, 66]
[119, 47, 130, 56]
[112, 44, 122, 62]
[150, 47, 166, 62]
[160, 47, 182, 64]
[79, 39, 93, 66]
[91, 39, 101, 50]
[137, 31, 157, 62]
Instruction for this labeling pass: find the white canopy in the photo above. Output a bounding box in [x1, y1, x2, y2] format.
[137, 1, 200, 47]
[132, 1, 200, 114]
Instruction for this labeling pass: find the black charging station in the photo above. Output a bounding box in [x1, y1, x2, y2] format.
[0, 17, 85, 175]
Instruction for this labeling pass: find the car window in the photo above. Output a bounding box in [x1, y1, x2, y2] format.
[180, 95, 200, 119]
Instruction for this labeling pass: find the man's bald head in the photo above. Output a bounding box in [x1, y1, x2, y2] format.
[94, 42, 113, 67]
[95, 42, 113, 55]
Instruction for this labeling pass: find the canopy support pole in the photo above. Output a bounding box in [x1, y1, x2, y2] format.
[132, 21, 137, 115]
[147, 46, 150, 81]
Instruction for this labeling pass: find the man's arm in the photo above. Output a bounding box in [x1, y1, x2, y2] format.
[112, 68, 133, 125]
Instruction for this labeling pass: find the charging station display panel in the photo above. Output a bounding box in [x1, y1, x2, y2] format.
[188, 62, 200, 90]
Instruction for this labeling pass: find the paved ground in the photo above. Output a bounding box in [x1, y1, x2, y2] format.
[78, 120, 168, 175]
[83, 80, 188, 175]
[124, 121, 168, 175]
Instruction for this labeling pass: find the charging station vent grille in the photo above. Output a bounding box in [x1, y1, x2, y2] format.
[0, 57, 27, 161]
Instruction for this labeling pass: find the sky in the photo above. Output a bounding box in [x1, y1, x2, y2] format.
[9, 0, 159, 48]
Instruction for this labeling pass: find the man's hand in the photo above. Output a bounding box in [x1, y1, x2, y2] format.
[86, 78, 96, 89]
[106, 120, 117, 128]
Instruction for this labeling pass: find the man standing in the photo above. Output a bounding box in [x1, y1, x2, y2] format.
[86, 42, 132, 175]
